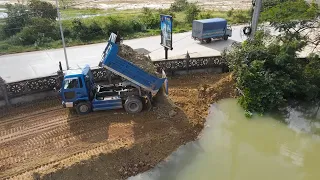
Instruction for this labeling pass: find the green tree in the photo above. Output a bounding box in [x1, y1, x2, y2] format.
[28, 0, 57, 20]
[185, 3, 201, 23]
[303, 54, 320, 101]
[224, 31, 314, 114]
[3, 3, 30, 36]
[261, 0, 319, 58]
[262, 0, 291, 11]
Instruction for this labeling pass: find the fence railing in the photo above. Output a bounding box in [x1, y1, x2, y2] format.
[153, 55, 226, 73]
[0, 55, 227, 101]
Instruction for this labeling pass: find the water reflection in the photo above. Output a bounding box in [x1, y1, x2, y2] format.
[129, 99, 320, 180]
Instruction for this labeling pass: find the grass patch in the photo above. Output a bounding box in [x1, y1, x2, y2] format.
[60, 8, 143, 19]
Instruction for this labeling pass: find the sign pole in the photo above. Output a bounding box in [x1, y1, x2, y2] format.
[55, 0, 70, 70]
[165, 47, 168, 59]
[160, 14, 173, 60]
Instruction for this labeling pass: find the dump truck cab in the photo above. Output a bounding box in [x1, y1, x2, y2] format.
[60, 65, 95, 109]
[59, 33, 168, 115]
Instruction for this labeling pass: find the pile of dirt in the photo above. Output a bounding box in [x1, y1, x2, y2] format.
[168, 72, 237, 127]
[118, 44, 158, 76]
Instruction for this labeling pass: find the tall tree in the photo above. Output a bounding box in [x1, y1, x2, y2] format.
[3, 3, 30, 36]
[28, 0, 57, 20]
[261, 0, 320, 52]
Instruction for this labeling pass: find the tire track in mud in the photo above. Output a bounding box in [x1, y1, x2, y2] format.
[1, 125, 138, 180]
[3, 131, 175, 180]
[0, 110, 114, 144]
[0, 106, 62, 124]
[0, 121, 133, 166]
[0, 108, 65, 134]
[0, 110, 136, 178]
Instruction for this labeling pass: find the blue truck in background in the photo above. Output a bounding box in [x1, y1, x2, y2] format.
[59, 33, 168, 115]
[192, 18, 232, 43]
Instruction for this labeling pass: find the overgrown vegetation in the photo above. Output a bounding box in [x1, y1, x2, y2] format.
[224, 0, 320, 117]
[0, 0, 250, 55]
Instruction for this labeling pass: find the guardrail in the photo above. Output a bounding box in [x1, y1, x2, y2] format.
[153, 55, 226, 73]
[0, 55, 227, 106]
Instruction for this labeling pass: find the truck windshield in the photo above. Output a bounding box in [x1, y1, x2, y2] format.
[64, 78, 79, 89]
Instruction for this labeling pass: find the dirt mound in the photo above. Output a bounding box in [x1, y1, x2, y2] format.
[118, 44, 158, 76]
[169, 72, 237, 127]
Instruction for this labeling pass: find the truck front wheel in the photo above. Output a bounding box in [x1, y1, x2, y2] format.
[124, 96, 143, 114]
[223, 35, 229, 40]
[76, 102, 92, 115]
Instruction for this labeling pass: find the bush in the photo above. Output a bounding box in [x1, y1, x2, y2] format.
[71, 19, 104, 42]
[15, 18, 58, 45]
[198, 12, 213, 19]
[0, 25, 6, 41]
[185, 3, 201, 23]
[157, 9, 176, 18]
[141, 10, 160, 29]
[170, 0, 189, 12]
[231, 10, 250, 23]
[227, 8, 234, 17]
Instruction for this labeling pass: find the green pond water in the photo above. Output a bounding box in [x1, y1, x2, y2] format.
[129, 98, 320, 180]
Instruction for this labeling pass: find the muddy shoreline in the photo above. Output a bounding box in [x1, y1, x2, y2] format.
[0, 72, 236, 180]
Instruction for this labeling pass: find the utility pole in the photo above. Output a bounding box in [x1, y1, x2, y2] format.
[250, 0, 263, 39]
[55, 0, 70, 70]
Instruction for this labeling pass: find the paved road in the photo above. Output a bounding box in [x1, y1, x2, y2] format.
[0, 25, 247, 83]
[0, 24, 317, 83]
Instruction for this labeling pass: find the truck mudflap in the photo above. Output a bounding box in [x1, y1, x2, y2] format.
[99, 33, 168, 95]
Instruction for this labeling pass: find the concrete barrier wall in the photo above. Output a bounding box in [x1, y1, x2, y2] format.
[0, 55, 226, 107]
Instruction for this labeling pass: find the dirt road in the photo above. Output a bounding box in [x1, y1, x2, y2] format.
[0, 72, 236, 180]
[3, 0, 252, 10]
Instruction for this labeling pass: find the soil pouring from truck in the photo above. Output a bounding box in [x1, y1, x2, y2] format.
[192, 18, 232, 43]
[59, 33, 168, 115]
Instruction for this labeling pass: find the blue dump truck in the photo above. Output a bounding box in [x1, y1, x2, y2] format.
[192, 18, 232, 43]
[59, 33, 168, 115]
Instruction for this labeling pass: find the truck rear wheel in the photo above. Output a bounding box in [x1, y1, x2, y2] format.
[124, 96, 143, 114]
[76, 102, 91, 115]
[205, 38, 212, 43]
